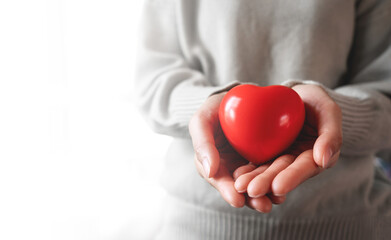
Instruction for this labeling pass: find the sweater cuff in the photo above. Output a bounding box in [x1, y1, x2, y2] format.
[169, 81, 241, 136]
[282, 79, 387, 155]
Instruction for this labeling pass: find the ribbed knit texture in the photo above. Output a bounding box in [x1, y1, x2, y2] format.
[156, 194, 390, 240]
[134, 0, 391, 239]
[170, 81, 240, 137]
[328, 89, 377, 153]
[283, 79, 391, 155]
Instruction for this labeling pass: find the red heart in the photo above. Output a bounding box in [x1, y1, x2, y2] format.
[219, 84, 305, 165]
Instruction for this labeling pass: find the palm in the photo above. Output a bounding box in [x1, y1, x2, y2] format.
[214, 125, 248, 173]
[285, 121, 318, 157]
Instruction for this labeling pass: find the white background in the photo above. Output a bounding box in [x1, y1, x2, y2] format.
[0, 1, 170, 239]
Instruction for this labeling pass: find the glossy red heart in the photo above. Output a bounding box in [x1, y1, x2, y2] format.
[219, 84, 305, 165]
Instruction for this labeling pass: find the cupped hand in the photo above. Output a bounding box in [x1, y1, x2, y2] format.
[189, 92, 247, 208]
[189, 92, 285, 211]
[234, 84, 343, 212]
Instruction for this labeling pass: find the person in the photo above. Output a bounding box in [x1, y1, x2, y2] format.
[133, 0, 391, 239]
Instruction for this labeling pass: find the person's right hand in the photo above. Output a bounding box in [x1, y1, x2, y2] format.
[189, 92, 246, 208]
[189, 92, 286, 212]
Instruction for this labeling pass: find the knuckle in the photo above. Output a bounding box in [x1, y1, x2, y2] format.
[189, 110, 215, 133]
[324, 100, 340, 113]
[202, 109, 215, 123]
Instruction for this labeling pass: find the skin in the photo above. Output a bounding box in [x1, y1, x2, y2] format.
[189, 84, 342, 213]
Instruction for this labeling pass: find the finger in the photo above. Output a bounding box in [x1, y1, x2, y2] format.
[294, 85, 342, 169]
[234, 164, 269, 193]
[247, 196, 272, 213]
[268, 193, 286, 205]
[195, 156, 245, 208]
[314, 133, 341, 169]
[189, 112, 220, 178]
[313, 98, 342, 168]
[272, 150, 323, 196]
[232, 163, 257, 180]
[247, 155, 295, 198]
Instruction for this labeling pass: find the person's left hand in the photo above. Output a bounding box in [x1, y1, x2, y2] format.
[233, 84, 343, 213]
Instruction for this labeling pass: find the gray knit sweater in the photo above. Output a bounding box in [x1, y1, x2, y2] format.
[134, 0, 391, 239]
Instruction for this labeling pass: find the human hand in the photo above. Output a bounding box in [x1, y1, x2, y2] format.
[189, 92, 287, 210]
[189, 92, 246, 208]
[233, 84, 343, 213]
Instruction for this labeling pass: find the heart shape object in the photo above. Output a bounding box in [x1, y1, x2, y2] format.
[219, 84, 305, 165]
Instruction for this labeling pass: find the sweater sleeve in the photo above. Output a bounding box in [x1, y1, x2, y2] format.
[133, 0, 239, 138]
[284, 80, 391, 156]
[283, 0, 391, 156]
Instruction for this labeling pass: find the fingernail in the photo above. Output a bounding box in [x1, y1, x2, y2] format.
[202, 158, 210, 178]
[273, 193, 285, 197]
[322, 149, 333, 169]
[251, 194, 263, 198]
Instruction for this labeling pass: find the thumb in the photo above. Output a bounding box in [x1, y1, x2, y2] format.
[310, 93, 342, 168]
[293, 84, 342, 169]
[193, 140, 220, 178]
[189, 96, 224, 177]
